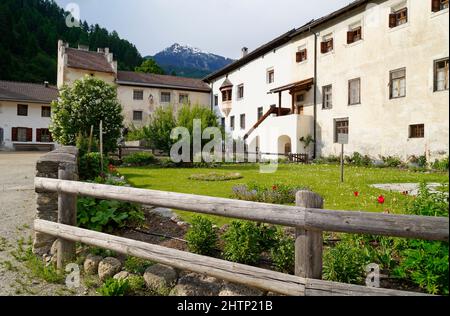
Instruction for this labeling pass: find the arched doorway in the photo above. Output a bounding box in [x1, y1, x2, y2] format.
[278, 135, 292, 154]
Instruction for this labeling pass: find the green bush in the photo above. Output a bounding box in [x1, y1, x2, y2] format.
[98, 278, 130, 296]
[50, 76, 124, 153]
[232, 182, 306, 205]
[77, 197, 144, 232]
[380, 155, 403, 168]
[431, 156, 449, 171]
[186, 216, 219, 256]
[270, 231, 295, 274]
[127, 275, 146, 293]
[122, 152, 157, 166]
[345, 152, 372, 167]
[222, 221, 263, 265]
[393, 183, 449, 295]
[79, 152, 108, 180]
[323, 239, 371, 285]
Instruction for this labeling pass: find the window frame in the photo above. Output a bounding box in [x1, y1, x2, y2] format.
[389, 68, 406, 99]
[221, 89, 232, 102]
[41, 106, 51, 118]
[17, 127, 28, 142]
[348, 78, 361, 105]
[133, 110, 143, 121]
[267, 68, 275, 84]
[214, 94, 219, 106]
[257, 107, 264, 120]
[17, 104, 28, 116]
[434, 58, 449, 92]
[409, 124, 425, 139]
[347, 25, 362, 44]
[321, 35, 334, 54]
[179, 93, 190, 104]
[432, 0, 449, 12]
[240, 114, 246, 130]
[133, 90, 144, 101]
[40, 128, 52, 143]
[160, 92, 171, 103]
[322, 85, 333, 109]
[296, 48, 307, 63]
[389, 6, 408, 28]
[230, 116, 235, 131]
[237, 84, 244, 100]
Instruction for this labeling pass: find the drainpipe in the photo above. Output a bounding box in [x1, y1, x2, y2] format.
[210, 81, 214, 111]
[310, 28, 318, 160]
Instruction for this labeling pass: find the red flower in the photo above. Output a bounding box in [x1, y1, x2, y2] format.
[377, 195, 385, 204]
[354, 191, 359, 197]
[272, 185, 278, 191]
[108, 164, 117, 173]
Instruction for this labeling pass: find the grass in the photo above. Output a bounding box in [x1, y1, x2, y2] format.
[118, 164, 449, 226]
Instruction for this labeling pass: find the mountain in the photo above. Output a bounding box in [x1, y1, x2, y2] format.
[148, 43, 234, 79]
[0, 0, 143, 84]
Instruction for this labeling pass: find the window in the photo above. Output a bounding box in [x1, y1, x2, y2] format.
[432, 0, 449, 12]
[257, 107, 264, 120]
[179, 93, 189, 104]
[390, 68, 406, 98]
[409, 124, 425, 138]
[38, 129, 52, 143]
[267, 69, 275, 84]
[222, 89, 232, 102]
[230, 116, 235, 130]
[161, 92, 171, 103]
[221, 117, 225, 128]
[321, 35, 333, 54]
[434, 58, 449, 91]
[334, 118, 349, 143]
[296, 94, 305, 104]
[322, 85, 333, 109]
[133, 111, 143, 121]
[347, 25, 362, 44]
[214, 95, 219, 106]
[237, 84, 244, 99]
[133, 90, 144, 100]
[296, 48, 307, 63]
[41, 106, 51, 117]
[389, 7, 408, 28]
[348, 78, 361, 105]
[13, 127, 31, 142]
[17, 104, 28, 116]
[240, 114, 246, 130]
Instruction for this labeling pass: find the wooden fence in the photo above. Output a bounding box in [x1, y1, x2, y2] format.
[33, 174, 448, 296]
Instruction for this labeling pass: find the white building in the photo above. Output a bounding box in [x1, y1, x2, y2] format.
[204, 0, 449, 161]
[57, 41, 211, 128]
[0, 80, 58, 150]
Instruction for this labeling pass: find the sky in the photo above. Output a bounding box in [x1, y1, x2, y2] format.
[54, 0, 352, 59]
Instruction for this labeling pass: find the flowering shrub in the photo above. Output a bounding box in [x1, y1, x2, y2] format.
[232, 182, 307, 204]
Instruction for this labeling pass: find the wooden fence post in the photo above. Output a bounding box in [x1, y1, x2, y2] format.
[295, 190, 324, 279]
[57, 163, 77, 270]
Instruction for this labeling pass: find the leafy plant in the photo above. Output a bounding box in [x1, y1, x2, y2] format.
[50, 76, 124, 153]
[79, 152, 108, 180]
[98, 278, 130, 296]
[124, 256, 154, 274]
[431, 156, 449, 171]
[299, 135, 315, 150]
[379, 155, 403, 168]
[141, 106, 177, 153]
[186, 216, 219, 256]
[270, 230, 295, 274]
[122, 152, 157, 166]
[127, 275, 147, 293]
[222, 221, 264, 265]
[345, 152, 372, 167]
[77, 197, 144, 232]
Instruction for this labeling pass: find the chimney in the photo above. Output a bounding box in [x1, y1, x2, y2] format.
[104, 47, 110, 54]
[241, 47, 248, 58]
[97, 48, 104, 53]
[44, 81, 49, 88]
[78, 44, 89, 51]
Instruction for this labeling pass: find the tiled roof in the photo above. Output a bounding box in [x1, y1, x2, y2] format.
[0, 80, 58, 103]
[220, 78, 233, 89]
[117, 71, 211, 92]
[66, 48, 115, 73]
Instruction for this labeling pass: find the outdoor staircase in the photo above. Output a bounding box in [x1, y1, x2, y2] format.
[244, 106, 291, 140]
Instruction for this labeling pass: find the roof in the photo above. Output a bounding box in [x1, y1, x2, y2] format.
[117, 71, 211, 92]
[203, 0, 369, 82]
[0, 80, 58, 103]
[220, 78, 234, 90]
[269, 78, 314, 94]
[66, 48, 115, 73]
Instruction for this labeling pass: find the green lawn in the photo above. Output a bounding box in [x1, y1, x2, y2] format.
[118, 164, 449, 226]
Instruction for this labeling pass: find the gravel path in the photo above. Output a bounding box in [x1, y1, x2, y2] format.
[0, 152, 83, 296]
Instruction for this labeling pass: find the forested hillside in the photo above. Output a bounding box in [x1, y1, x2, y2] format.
[0, 0, 143, 84]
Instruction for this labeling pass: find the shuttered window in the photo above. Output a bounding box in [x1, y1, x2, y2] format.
[434, 58, 449, 91]
[409, 124, 425, 138]
[390, 68, 406, 98]
[348, 78, 361, 105]
[322, 85, 333, 109]
[12, 127, 32, 142]
[389, 7, 408, 28]
[432, 0, 449, 12]
[347, 26, 362, 44]
[17, 104, 28, 116]
[296, 49, 307, 62]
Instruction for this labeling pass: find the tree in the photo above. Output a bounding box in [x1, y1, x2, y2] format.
[50, 75, 124, 153]
[135, 58, 165, 75]
[142, 105, 176, 153]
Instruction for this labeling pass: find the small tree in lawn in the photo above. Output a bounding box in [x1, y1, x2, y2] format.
[50, 75, 124, 153]
[142, 105, 177, 153]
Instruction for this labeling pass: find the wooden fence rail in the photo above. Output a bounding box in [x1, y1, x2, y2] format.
[33, 176, 448, 296]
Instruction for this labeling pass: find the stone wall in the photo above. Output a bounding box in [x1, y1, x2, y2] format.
[33, 146, 79, 256]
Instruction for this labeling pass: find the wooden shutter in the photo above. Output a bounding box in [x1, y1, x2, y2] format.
[304, 49, 307, 60]
[296, 52, 302, 63]
[36, 129, 42, 142]
[347, 31, 353, 44]
[432, 0, 441, 12]
[389, 13, 396, 28]
[12, 127, 18, 142]
[26, 128, 32, 142]
[320, 42, 326, 53]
